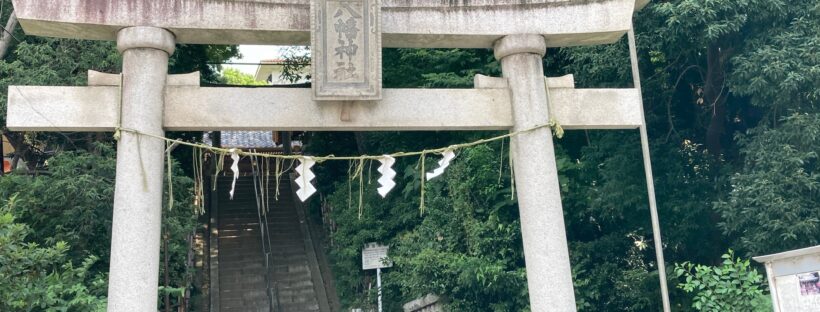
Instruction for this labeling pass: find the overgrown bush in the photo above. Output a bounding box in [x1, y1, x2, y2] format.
[0, 195, 107, 311]
[0, 145, 199, 310]
[674, 250, 769, 311]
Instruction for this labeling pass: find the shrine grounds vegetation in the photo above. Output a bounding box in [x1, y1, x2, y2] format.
[0, 5, 238, 308]
[1, 0, 819, 311]
[307, 1, 819, 310]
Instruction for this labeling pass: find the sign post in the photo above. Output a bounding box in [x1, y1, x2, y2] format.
[363, 242, 393, 312]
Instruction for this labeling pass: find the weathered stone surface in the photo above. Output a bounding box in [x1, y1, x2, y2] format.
[6, 86, 119, 131]
[403, 294, 443, 312]
[12, 0, 646, 48]
[87, 70, 199, 86]
[107, 26, 173, 312]
[496, 34, 576, 312]
[311, 0, 381, 100]
[168, 88, 507, 131]
[474, 74, 576, 89]
[116, 26, 175, 55]
[7, 86, 643, 131]
[473, 74, 509, 89]
[546, 75, 576, 89]
[549, 88, 642, 129]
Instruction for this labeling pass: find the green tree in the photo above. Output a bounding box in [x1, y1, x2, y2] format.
[648, 0, 817, 154]
[318, 143, 527, 311]
[0, 196, 107, 311]
[0, 145, 118, 264]
[390, 146, 528, 311]
[674, 250, 769, 311]
[221, 67, 267, 86]
[0, 2, 238, 168]
[0, 145, 199, 310]
[715, 114, 820, 256]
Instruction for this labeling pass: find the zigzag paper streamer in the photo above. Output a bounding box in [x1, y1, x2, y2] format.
[377, 155, 397, 197]
[294, 157, 317, 202]
[426, 149, 456, 181]
[228, 149, 240, 200]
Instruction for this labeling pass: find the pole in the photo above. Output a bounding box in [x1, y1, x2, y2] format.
[494, 34, 577, 311]
[627, 27, 671, 312]
[0, 11, 18, 60]
[376, 268, 383, 312]
[107, 26, 175, 312]
[282, 131, 292, 155]
[1, 131, 5, 176]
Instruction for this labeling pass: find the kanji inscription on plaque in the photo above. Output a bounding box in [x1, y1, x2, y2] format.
[311, 0, 381, 100]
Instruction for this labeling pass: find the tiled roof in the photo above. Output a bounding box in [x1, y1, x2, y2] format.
[203, 131, 277, 148]
[260, 58, 287, 64]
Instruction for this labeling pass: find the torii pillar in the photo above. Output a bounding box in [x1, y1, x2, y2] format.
[107, 26, 175, 311]
[495, 34, 576, 310]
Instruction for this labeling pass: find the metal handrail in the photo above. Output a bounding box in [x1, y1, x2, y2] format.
[251, 152, 281, 312]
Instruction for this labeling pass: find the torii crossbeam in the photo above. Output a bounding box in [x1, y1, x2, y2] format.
[6, 1, 653, 311]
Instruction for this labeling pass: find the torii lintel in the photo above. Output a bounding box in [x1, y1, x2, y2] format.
[13, 0, 647, 48]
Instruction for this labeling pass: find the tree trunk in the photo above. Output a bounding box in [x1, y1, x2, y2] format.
[164, 232, 171, 312]
[10, 153, 20, 172]
[1, 131, 5, 176]
[0, 11, 18, 60]
[282, 131, 292, 155]
[4, 132, 33, 172]
[704, 43, 728, 156]
[353, 132, 367, 155]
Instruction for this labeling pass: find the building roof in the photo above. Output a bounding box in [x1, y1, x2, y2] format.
[753, 245, 820, 263]
[203, 131, 277, 149]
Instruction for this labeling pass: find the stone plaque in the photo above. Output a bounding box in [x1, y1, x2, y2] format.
[311, 0, 381, 101]
[362, 243, 392, 270]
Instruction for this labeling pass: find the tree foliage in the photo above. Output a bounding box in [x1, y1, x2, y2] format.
[0, 0, 818, 310]
[0, 196, 107, 311]
[0, 145, 199, 310]
[716, 114, 820, 255]
[0, 1, 238, 166]
[221, 67, 267, 86]
[0, 145, 117, 264]
[0, 2, 231, 310]
[674, 250, 769, 312]
[306, 1, 819, 310]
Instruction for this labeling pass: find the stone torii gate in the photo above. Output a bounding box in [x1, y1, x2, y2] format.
[6, 0, 652, 311]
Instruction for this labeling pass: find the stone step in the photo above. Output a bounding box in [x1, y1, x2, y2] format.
[219, 243, 305, 252]
[279, 302, 321, 312]
[216, 196, 293, 202]
[218, 218, 302, 226]
[218, 233, 304, 243]
[218, 246, 307, 256]
[219, 209, 297, 215]
[277, 279, 315, 288]
[216, 185, 292, 191]
[219, 272, 313, 287]
[219, 213, 299, 220]
[216, 175, 325, 312]
[282, 290, 320, 299]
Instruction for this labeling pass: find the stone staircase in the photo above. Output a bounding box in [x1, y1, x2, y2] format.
[214, 174, 331, 312]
